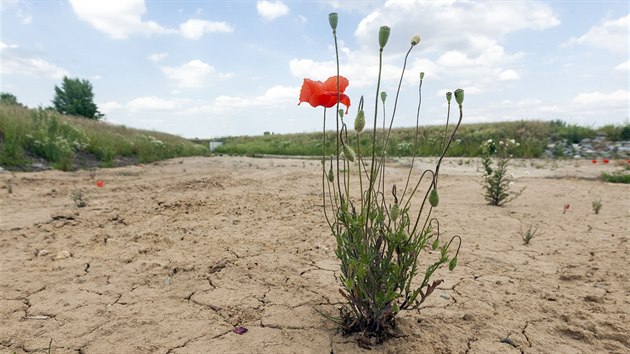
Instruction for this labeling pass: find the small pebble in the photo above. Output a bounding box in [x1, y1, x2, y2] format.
[37, 249, 50, 257]
[55, 250, 72, 259]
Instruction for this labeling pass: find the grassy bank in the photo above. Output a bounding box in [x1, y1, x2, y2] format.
[0, 104, 208, 171]
[212, 120, 630, 158]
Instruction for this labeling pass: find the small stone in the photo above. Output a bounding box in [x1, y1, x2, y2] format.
[37, 249, 50, 257]
[55, 250, 72, 259]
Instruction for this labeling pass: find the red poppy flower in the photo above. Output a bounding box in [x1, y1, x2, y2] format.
[603, 159, 609, 164]
[591, 159, 597, 164]
[96, 180, 104, 188]
[298, 76, 351, 113]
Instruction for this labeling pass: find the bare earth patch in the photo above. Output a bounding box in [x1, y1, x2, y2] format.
[1, 156, 628, 353]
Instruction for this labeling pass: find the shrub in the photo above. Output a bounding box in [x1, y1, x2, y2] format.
[480, 139, 524, 206]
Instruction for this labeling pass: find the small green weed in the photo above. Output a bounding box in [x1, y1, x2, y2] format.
[520, 224, 541, 245]
[70, 185, 87, 208]
[601, 171, 630, 184]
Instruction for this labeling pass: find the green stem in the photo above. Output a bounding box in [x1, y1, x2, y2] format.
[322, 108, 331, 229]
[401, 74, 423, 203]
[366, 48, 384, 234]
[332, 29, 343, 227]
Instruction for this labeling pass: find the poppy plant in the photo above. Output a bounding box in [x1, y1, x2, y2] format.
[603, 159, 609, 164]
[96, 180, 104, 188]
[298, 76, 351, 113]
[591, 159, 597, 164]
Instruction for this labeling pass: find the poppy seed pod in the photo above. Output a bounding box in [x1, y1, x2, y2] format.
[410, 34, 421, 46]
[379, 26, 390, 49]
[454, 88, 464, 106]
[328, 13, 338, 31]
[327, 165, 334, 182]
[449, 257, 458, 271]
[380, 91, 387, 103]
[420, 72, 425, 80]
[342, 144, 356, 162]
[354, 110, 365, 133]
[429, 188, 439, 207]
[338, 109, 344, 119]
[446, 91, 452, 103]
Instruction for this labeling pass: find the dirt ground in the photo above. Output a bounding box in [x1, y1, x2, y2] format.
[1, 156, 628, 354]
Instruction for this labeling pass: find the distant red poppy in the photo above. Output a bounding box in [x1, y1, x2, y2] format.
[96, 180, 104, 188]
[591, 159, 597, 164]
[298, 76, 351, 113]
[603, 159, 609, 164]
[627, 160, 630, 164]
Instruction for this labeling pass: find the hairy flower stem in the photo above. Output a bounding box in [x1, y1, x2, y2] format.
[332, 27, 343, 223]
[322, 109, 332, 229]
[366, 47, 384, 234]
[401, 76, 423, 202]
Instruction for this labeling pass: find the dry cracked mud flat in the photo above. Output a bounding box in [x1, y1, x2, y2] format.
[1, 156, 629, 353]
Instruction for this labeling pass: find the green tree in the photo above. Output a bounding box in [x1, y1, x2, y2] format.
[52, 77, 103, 119]
[0, 92, 22, 106]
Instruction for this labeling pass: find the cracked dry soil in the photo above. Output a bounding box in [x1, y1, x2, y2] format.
[1, 156, 629, 354]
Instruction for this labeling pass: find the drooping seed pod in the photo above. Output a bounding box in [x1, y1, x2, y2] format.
[342, 144, 356, 162]
[449, 257, 458, 271]
[429, 188, 439, 207]
[432, 238, 439, 251]
[327, 165, 334, 182]
[354, 110, 365, 133]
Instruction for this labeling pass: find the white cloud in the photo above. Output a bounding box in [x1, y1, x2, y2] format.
[99, 101, 124, 114]
[161, 60, 224, 89]
[499, 69, 520, 81]
[291, 0, 552, 96]
[147, 52, 168, 62]
[179, 19, 234, 40]
[565, 14, 628, 54]
[257, 1, 289, 21]
[0, 41, 18, 50]
[184, 85, 298, 115]
[573, 90, 629, 105]
[0, 57, 69, 79]
[517, 98, 542, 106]
[69, 0, 173, 39]
[127, 96, 180, 112]
[613, 60, 629, 72]
[355, 0, 559, 53]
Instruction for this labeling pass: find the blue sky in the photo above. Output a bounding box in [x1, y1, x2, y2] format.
[1, 0, 628, 138]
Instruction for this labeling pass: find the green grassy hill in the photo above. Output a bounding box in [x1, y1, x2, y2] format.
[0, 104, 208, 171]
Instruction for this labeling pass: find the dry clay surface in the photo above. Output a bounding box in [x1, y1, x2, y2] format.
[1, 156, 629, 353]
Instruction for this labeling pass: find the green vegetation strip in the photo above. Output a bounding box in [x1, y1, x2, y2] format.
[211, 120, 630, 158]
[0, 104, 208, 171]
